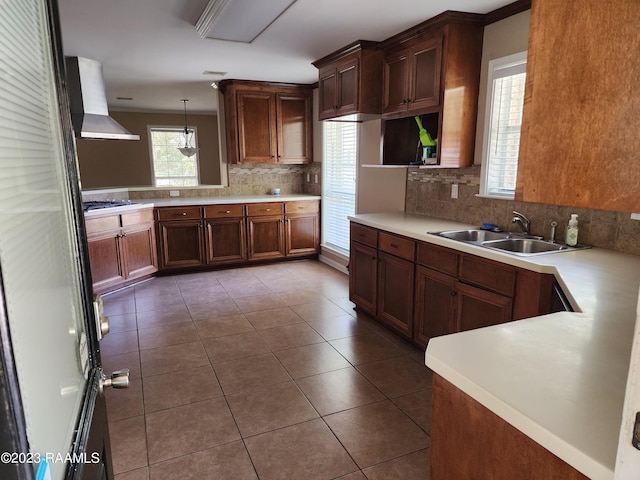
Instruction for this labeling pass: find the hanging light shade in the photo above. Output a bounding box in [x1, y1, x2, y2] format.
[177, 99, 199, 157]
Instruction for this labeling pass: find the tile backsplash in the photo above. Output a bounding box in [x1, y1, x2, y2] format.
[118, 163, 321, 200]
[406, 166, 640, 256]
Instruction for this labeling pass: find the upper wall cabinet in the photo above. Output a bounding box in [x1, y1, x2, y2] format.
[380, 13, 485, 167]
[382, 34, 442, 116]
[313, 41, 383, 121]
[516, 0, 640, 212]
[220, 80, 313, 164]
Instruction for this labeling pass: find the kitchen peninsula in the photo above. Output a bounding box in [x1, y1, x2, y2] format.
[349, 212, 640, 480]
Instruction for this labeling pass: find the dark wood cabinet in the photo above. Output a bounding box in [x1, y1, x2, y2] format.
[220, 80, 313, 165]
[414, 265, 457, 347]
[313, 41, 383, 121]
[377, 251, 415, 337]
[350, 222, 557, 349]
[349, 241, 378, 316]
[203, 204, 247, 265]
[205, 218, 247, 265]
[431, 375, 590, 480]
[285, 200, 320, 256]
[383, 35, 442, 115]
[380, 13, 484, 168]
[156, 200, 319, 272]
[157, 219, 204, 269]
[86, 208, 157, 293]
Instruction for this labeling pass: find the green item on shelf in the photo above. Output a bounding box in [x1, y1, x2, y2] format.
[414, 116, 436, 146]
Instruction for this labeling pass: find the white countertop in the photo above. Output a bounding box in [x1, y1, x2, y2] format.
[84, 195, 321, 218]
[150, 194, 320, 207]
[349, 212, 640, 480]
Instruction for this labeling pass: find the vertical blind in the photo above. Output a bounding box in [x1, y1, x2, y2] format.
[484, 57, 527, 198]
[322, 118, 358, 253]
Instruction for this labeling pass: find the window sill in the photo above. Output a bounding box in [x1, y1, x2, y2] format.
[475, 193, 515, 201]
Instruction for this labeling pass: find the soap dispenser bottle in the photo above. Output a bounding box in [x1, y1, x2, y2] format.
[565, 214, 579, 246]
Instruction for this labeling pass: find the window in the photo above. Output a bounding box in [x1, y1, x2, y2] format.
[322, 117, 358, 254]
[149, 127, 199, 186]
[479, 52, 527, 199]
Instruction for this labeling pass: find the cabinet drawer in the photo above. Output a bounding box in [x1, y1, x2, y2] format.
[85, 215, 119, 234]
[156, 206, 202, 221]
[459, 255, 516, 297]
[286, 200, 320, 214]
[379, 232, 415, 261]
[246, 202, 284, 216]
[350, 223, 378, 248]
[204, 204, 244, 218]
[121, 208, 154, 226]
[417, 242, 458, 276]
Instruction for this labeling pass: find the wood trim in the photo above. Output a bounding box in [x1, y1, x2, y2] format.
[312, 40, 380, 68]
[380, 11, 484, 51]
[218, 79, 314, 93]
[484, 0, 531, 25]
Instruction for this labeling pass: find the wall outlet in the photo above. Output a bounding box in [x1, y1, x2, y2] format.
[306, 173, 311, 183]
[314, 174, 319, 184]
[169, 190, 180, 197]
[631, 213, 640, 221]
[451, 183, 459, 199]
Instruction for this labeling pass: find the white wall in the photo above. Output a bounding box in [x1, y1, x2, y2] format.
[473, 10, 531, 165]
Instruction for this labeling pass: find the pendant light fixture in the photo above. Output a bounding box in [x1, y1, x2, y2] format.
[177, 99, 198, 157]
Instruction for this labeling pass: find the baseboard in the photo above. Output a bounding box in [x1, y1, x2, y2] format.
[319, 254, 349, 275]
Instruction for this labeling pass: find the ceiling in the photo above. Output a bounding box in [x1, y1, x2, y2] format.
[57, 0, 513, 114]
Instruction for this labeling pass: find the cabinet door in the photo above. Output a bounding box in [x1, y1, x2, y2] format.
[87, 230, 125, 292]
[122, 223, 158, 279]
[318, 67, 338, 119]
[383, 52, 409, 114]
[157, 220, 204, 269]
[377, 251, 414, 337]
[247, 215, 285, 260]
[237, 91, 277, 163]
[408, 36, 442, 111]
[276, 93, 312, 164]
[205, 218, 247, 265]
[285, 213, 319, 256]
[336, 57, 359, 116]
[349, 241, 377, 315]
[414, 265, 457, 349]
[456, 281, 512, 332]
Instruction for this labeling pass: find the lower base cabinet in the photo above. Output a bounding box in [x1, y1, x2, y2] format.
[350, 222, 556, 348]
[86, 208, 158, 293]
[431, 375, 590, 480]
[377, 251, 414, 337]
[247, 215, 286, 260]
[155, 200, 319, 272]
[205, 217, 247, 264]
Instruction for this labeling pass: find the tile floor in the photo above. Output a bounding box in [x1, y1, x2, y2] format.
[101, 260, 433, 480]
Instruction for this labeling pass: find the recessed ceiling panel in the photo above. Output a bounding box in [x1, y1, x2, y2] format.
[202, 0, 296, 43]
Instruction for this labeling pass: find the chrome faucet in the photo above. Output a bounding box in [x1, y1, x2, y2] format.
[512, 211, 531, 236]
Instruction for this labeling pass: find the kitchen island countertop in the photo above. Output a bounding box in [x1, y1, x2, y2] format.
[349, 212, 640, 480]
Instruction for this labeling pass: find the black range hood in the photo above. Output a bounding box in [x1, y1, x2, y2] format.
[65, 57, 140, 141]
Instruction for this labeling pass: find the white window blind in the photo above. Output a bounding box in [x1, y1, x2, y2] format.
[322, 118, 358, 254]
[480, 52, 527, 199]
[149, 127, 199, 186]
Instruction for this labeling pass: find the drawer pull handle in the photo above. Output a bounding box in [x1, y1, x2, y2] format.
[224, 210, 230, 214]
[390, 243, 400, 248]
[260, 208, 270, 212]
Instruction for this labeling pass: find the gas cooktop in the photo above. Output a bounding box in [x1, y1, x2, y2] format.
[82, 200, 134, 211]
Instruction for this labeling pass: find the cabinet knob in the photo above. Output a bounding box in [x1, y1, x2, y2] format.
[450, 291, 457, 297]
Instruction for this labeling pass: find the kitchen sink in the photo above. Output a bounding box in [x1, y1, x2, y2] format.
[481, 238, 569, 255]
[429, 229, 588, 256]
[434, 229, 509, 243]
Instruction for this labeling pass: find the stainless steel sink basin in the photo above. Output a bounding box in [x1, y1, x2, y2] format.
[432, 229, 508, 242]
[429, 229, 588, 256]
[481, 238, 569, 255]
